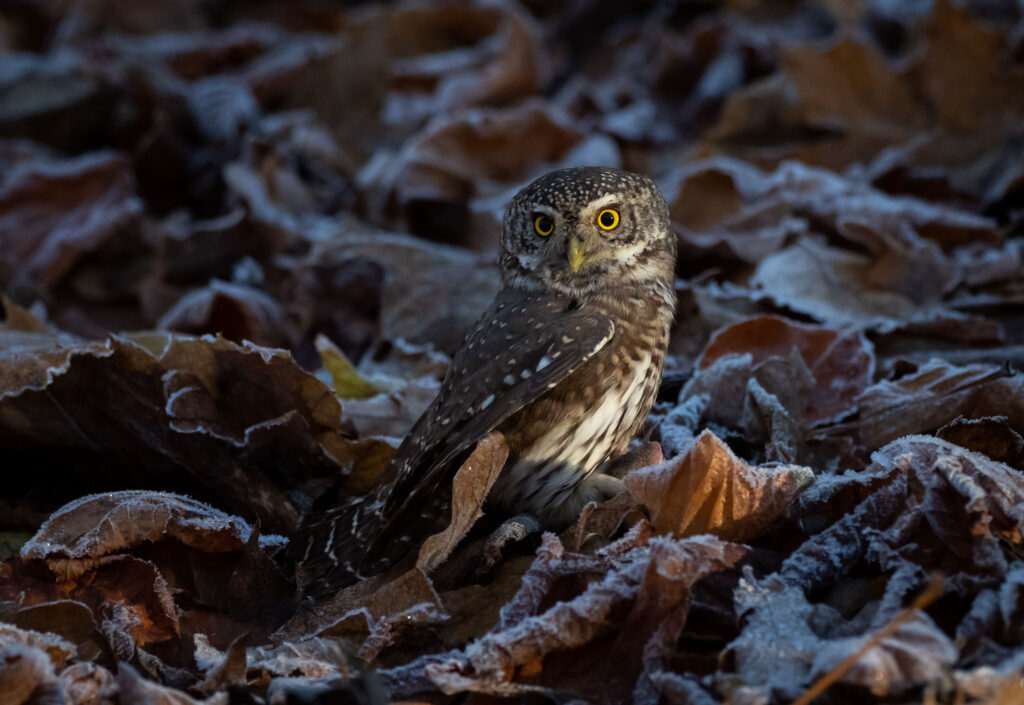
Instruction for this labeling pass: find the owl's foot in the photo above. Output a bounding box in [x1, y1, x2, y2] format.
[478, 513, 541, 574]
[601, 440, 664, 479]
[544, 472, 625, 528]
[582, 472, 626, 500]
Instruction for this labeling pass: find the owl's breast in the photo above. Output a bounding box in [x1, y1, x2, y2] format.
[488, 325, 664, 525]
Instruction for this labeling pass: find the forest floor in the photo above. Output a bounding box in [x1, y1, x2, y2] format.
[1, 1, 1024, 703]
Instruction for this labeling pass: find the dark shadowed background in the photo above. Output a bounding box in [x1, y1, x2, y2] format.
[1, 1, 1024, 703]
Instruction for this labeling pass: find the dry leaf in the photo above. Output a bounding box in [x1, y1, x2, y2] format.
[0, 642, 62, 705]
[854, 360, 1023, 449]
[784, 435, 1024, 595]
[698, 315, 875, 425]
[417, 431, 509, 573]
[0, 151, 141, 293]
[21, 491, 273, 569]
[625, 430, 814, 542]
[729, 574, 956, 698]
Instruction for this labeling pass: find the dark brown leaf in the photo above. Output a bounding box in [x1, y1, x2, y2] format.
[784, 435, 1024, 594]
[0, 333, 350, 531]
[21, 491, 274, 570]
[0, 152, 140, 294]
[854, 360, 1023, 449]
[698, 315, 875, 425]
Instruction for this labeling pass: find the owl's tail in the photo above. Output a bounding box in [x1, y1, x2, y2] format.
[280, 493, 386, 598]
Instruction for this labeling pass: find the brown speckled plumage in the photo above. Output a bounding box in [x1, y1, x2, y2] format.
[294, 167, 676, 595]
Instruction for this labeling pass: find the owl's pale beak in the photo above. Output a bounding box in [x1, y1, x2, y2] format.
[568, 236, 586, 272]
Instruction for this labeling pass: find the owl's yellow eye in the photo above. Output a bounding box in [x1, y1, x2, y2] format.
[534, 214, 554, 237]
[597, 209, 620, 230]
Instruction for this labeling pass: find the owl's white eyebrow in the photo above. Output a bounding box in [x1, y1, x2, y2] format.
[585, 193, 620, 211]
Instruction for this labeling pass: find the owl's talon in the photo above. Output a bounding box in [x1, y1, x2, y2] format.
[602, 440, 664, 479]
[587, 473, 625, 501]
[479, 514, 541, 571]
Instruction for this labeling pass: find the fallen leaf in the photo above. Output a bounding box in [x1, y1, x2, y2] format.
[0, 624, 76, 669]
[363, 2, 546, 127]
[417, 431, 509, 574]
[0, 50, 113, 152]
[9, 600, 99, 661]
[0, 333, 350, 531]
[853, 360, 1023, 449]
[313, 231, 498, 354]
[784, 435, 1024, 595]
[937, 415, 1024, 471]
[728, 573, 956, 699]
[20, 491, 273, 570]
[246, 637, 351, 683]
[0, 151, 141, 294]
[383, 531, 742, 702]
[698, 315, 875, 425]
[316, 334, 380, 400]
[626, 430, 814, 542]
[60, 661, 115, 705]
[194, 633, 247, 694]
[0, 642, 61, 705]
[116, 662, 225, 705]
[156, 280, 284, 347]
[752, 239, 942, 329]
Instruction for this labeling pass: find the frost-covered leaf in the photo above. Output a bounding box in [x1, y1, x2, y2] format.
[7, 600, 100, 661]
[156, 280, 284, 347]
[854, 360, 1023, 449]
[728, 574, 956, 698]
[937, 415, 1024, 471]
[314, 231, 498, 354]
[362, 1, 545, 127]
[697, 315, 874, 425]
[0, 334, 349, 531]
[752, 239, 946, 329]
[784, 435, 1024, 594]
[0, 642, 62, 705]
[116, 662, 225, 705]
[626, 430, 813, 542]
[383, 532, 742, 702]
[246, 638, 351, 682]
[21, 491, 270, 566]
[0, 624, 76, 669]
[60, 661, 115, 705]
[0, 151, 141, 293]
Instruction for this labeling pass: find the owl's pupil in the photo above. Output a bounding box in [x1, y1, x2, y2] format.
[538, 217, 551, 230]
[600, 212, 615, 227]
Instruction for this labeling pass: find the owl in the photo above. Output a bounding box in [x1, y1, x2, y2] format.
[294, 166, 677, 595]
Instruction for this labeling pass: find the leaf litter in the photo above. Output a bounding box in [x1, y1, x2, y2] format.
[2, 1, 1024, 703]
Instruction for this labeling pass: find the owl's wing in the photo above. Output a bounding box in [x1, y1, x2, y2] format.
[359, 291, 615, 574]
[293, 290, 614, 595]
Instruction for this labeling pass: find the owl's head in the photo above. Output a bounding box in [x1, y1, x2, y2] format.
[500, 167, 676, 299]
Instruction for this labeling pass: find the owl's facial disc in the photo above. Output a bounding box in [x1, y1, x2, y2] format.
[500, 166, 675, 297]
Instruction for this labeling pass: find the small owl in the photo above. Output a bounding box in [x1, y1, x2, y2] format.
[295, 166, 676, 594]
